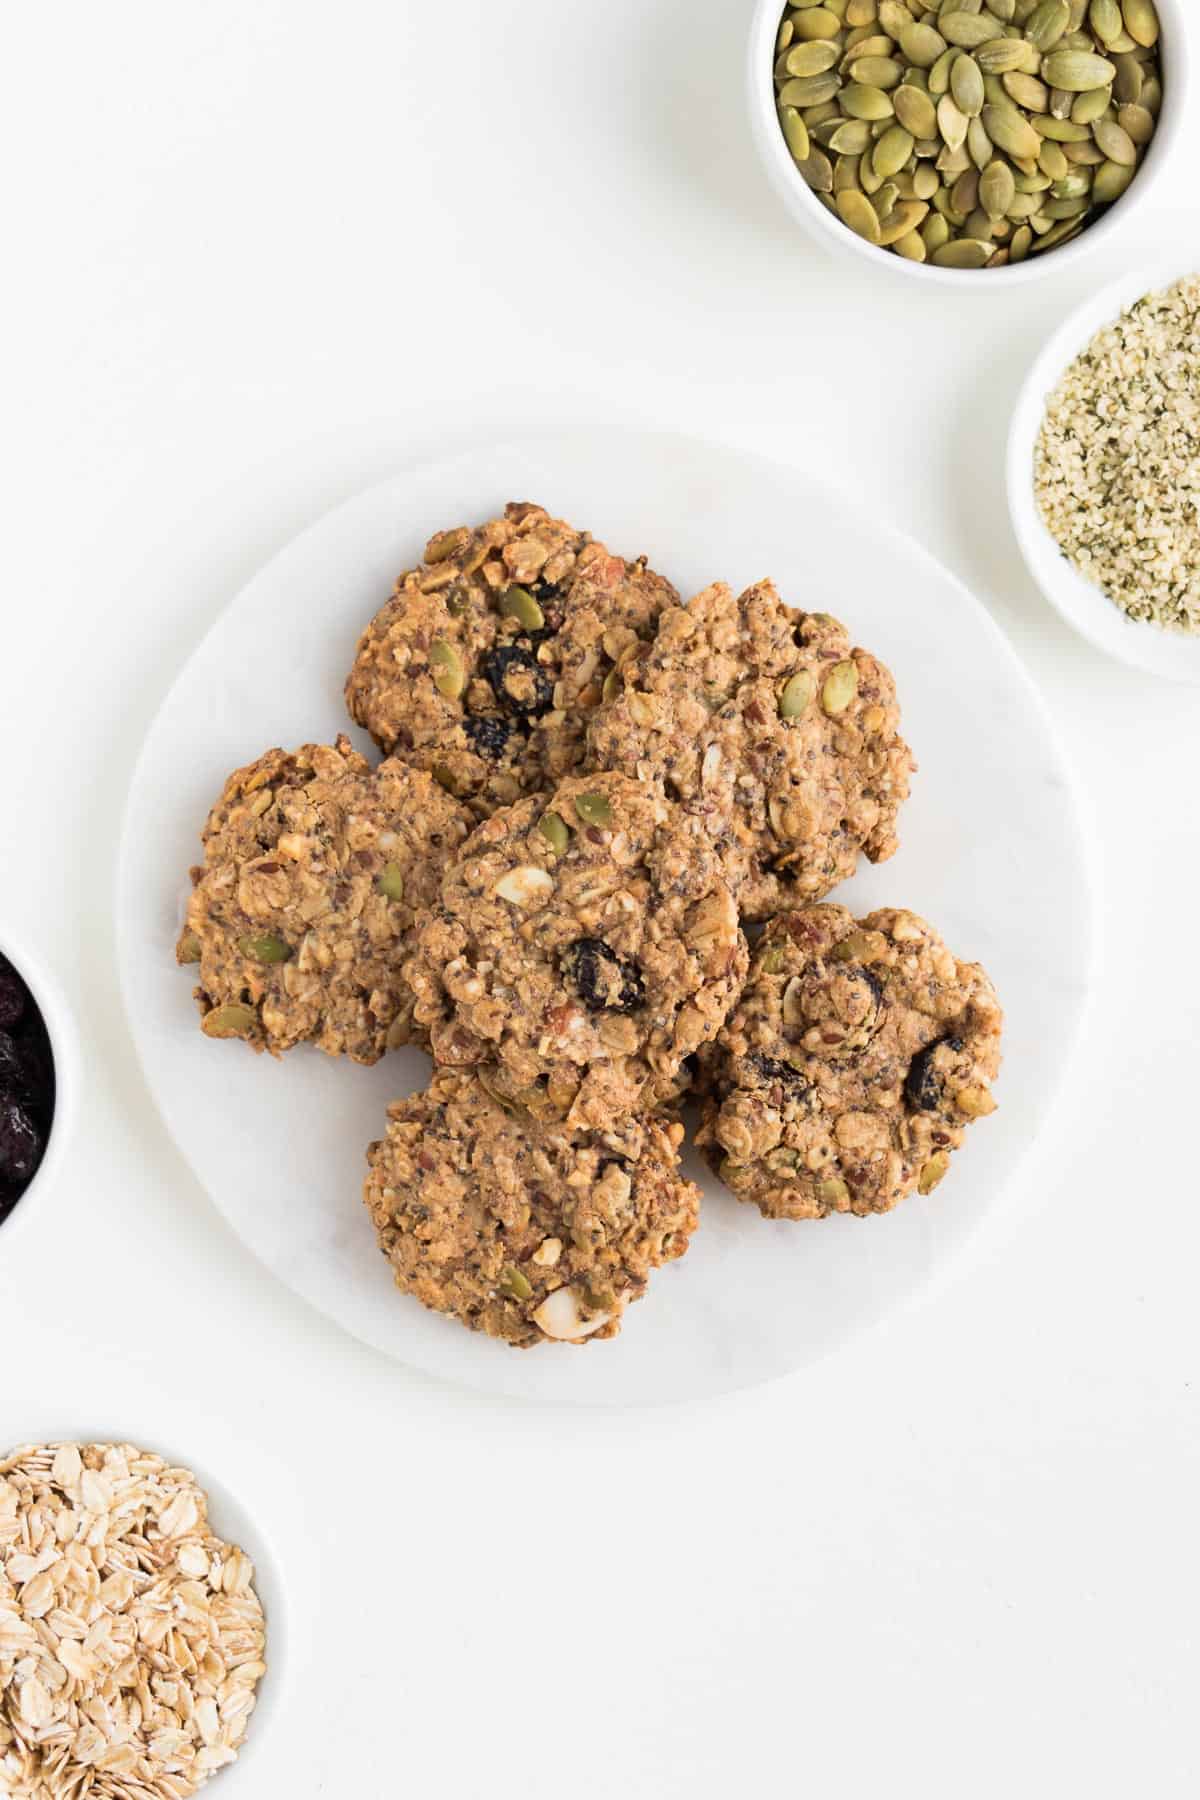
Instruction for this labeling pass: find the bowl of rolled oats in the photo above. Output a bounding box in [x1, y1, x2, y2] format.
[748, 0, 1188, 283]
[1008, 259, 1200, 682]
[0, 1438, 284, 1797]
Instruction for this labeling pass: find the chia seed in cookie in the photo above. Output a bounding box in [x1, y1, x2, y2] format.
[344, 502, 677, 818]
[404, 770, 748, 1130]
[364, 1066, 700, 1346]
[587, 578, 914, 921]
[697, 904, 1002, 1219]
[178, 735, 472, 1062]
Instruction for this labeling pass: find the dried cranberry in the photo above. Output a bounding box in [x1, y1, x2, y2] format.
[0, 955, 25, 1029]
[0, 1098, 41, 1187]
[560, 938, 644, 1013]
[464, 713, 519, 760]
[481, 646, 553, 717]
[904, 1035, 963, 1113]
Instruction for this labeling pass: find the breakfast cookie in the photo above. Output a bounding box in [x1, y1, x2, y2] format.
[404, 770, 748, 1129]
[344, 501, 677, 817]
[587, 578, 914, 920]
[697, 904, 1002, 1219]
[178, 735, 471, 1061]
[364, 1066, 700, 1346]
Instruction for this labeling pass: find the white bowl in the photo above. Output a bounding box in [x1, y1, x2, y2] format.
[747, 0, 1190, 288]
[0, 1429, 289, 1795]
[1007, 255, 1200, 682]
[0, 925, 79, 1246]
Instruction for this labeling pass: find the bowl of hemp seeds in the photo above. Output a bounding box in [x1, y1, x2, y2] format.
[747, 0, 1188, 282]
[1007, 261, 1200, 683]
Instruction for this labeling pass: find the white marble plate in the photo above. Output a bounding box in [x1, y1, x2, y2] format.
[116, 430, 1092, 1405]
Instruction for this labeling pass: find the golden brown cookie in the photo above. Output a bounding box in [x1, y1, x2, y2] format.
[344, 502, 676, 818]
[697, 904, 1002, 1218]
[364, 1066, 700, 1347]
[177, 736, 471, 1061]
[404, 770, 748, 1129]
[587, 578, 914, 920]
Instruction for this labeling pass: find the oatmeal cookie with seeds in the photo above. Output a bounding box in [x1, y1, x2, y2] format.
[344, 501, 677, 817]
[364, 1066, 700, 1346]
[697, 904, 1002, 1219]
[178, 736, 471, 1061]
[587, 578, 914, 920]
[404, 770, 748, 1129]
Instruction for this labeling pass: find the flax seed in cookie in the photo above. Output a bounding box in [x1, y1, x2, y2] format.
[404, 770, 748, 1130]
[364, 1066, 700, 1346]
[344, 502, 677, 818]
[697, 904, 1002, 1219]
[587, 579, 914, 921]
[177, 736, 472, 1061]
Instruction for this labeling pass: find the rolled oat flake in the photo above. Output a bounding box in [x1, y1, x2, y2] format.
[1034, 275, 1200, 634]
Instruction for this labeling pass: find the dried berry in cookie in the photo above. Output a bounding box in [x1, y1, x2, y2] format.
[344, 502, 677, 818]
[404, 770, 748, 1130]
[696, 904, 1002, 1218]
[587, 578, 914, 921]
[178, 735, 472, 1062]
[364, 1066, 700, 1346]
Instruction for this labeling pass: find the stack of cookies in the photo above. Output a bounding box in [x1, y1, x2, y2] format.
[177, 503, 1003, 1348]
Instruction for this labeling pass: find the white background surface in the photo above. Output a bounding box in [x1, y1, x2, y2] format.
[2, 2, 1196, 1795]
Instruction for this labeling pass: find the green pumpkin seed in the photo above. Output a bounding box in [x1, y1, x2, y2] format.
[778, 18, 795, 51]
[931, 236, 994, 266]
[928, 46, 961, 96]
[1112, 52, 1143, 103]
[1032, 111, 1091, 138]
[900, 21, 949, 66]
[574, 791, 613, 828]
[238, 933, 291, 964]
[499, 586, 545, 632]
[779, 105, 813, 162]
[793, 6, 843, 39]
[921, 210, 952, 250]
[1030, 215, 1085, 249]
[1140, 75, 1161, 116]
[377, 863, 407, 901]
[1049, 84, 1073, 118]
[893, 228, 928, 259]
[1009, 222, 1034, 259]
[1025, 0, 1070, 49]
[1070, 83, 1113, 122]
[951, 167, 980, 212]
[819, 1177, 851, 1209]
[796, 146, 836, 190]
[859, 148, 886, 192]
[966, 114, 993, 167]
[538, 811, 570, 855]
[880, 0, 917, 34]
[1063, 137, 1104, 162]
[499, 1266, 533, 1302]
[911, 162, 941, 197]
[432, 763, 464, 796]
[939, 12, 998, 47]
[1050, 170, 1091, 195]
[827, 117, 875, 151]
[820, 659, 859, 714]
[1089, 0, 1123, 43]
[851, 54, 906, 87]
[918, 1152, 951, 1194]
[779, 669, 817, 719]
[1041, 49, 1116, 89]
[1117, 101, 1153, 143]
[950, 53, 986, 114]
[976, 37, 1033, 73]
[836, 187, 884, 239]
[979, 158, 1017, 215]
[894, 83, 939, 135]
[428, 638, 465, 701]
[177, 931, 202, 964]
[982, 101, 1042, 157]
[833, 151, 863, 191]
[841, 81, 896, 118]
[1037, 137, 1070, 175]
[874, 180, 901, 222]
[779, 72, 843, 106]
[877, 202, 935, 244]
[1121, 0, 1159, 47]
[1091, 155, 1135, 201]
[1006, 190, 1042, 216]
[1003, 70, 1050, 108]
[1092, 116, 1137, 163]
[782, 39, 842, 76]
[937, 93, 970, 148]
[872, 123, 916, 174]
[1042, 193, 1090, 216]
[202, 1003, 259, 1040]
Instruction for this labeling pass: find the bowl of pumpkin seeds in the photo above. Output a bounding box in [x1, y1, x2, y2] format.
[749, 0, 1186, 279]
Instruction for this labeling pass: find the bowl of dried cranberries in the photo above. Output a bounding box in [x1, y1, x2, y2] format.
[0, 932, 75, 1234]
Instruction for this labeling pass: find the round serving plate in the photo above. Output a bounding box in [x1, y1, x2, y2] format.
[116, 429, 1093, 1406]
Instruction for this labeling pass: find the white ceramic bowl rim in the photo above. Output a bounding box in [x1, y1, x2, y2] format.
[0, 924, 79, 1247]
[1006, 253, 1200, 683]
[747, 0, 1190, 288]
